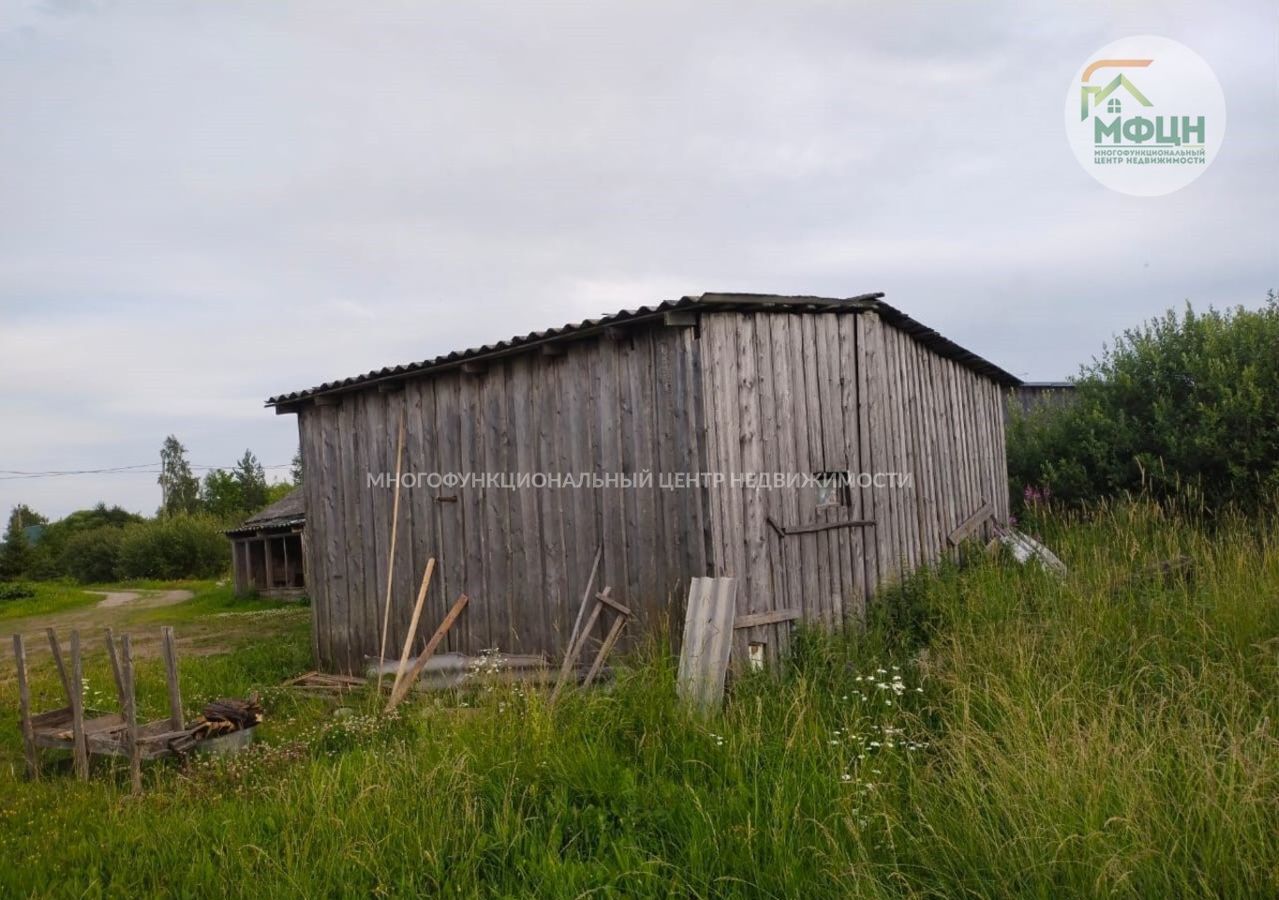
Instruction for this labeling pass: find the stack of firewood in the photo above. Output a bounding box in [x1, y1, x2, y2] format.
[190, 697, 263, 739]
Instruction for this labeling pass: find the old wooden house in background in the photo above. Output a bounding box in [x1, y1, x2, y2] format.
[1007, 381, 1077, 416]
[269, 293, 1018, 674]
[226, 488, 307, 599]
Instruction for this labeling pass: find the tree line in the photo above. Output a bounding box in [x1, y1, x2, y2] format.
[0, 436, 304, 585]
[1009, 291, 1279, 517]
[156, 434, 302, 520]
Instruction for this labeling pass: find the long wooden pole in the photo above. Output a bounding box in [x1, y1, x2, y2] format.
[583, 612, 629, 688]
[385, 593, 469, 712]
[390, 558, 435, 697]
[376, 407, 407, 692]
[564, 546, 602, 660]
[549, 587, 613, 707]
[552, 548, 602, 702]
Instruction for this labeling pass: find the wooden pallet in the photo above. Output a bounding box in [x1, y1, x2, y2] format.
[13, 626, 194, 790]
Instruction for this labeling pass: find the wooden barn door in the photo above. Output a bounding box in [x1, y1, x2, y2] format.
[702, 311, 871, 670]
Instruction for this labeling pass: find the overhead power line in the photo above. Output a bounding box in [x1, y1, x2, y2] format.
[0, 462, 293, 481]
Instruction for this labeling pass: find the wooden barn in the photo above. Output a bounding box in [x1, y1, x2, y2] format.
[268, 293, 1018, 674]
[226, 488, 307, 600]
[1008, 381, 1077, 416]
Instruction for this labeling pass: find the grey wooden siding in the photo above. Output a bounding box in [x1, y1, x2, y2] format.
[1008, 382, 1076, 416]
[699, 311, 1009, 662]
[297, 308, 1010, 674]
[298, 323, 709, 673]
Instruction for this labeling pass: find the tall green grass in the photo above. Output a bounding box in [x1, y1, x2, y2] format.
[0, 501, 1274, 897]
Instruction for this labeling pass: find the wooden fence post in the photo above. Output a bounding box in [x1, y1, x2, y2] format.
[104, 628, 126, 701]
[121, 634, 142, 794]
[13, 634, 39, 781]
[68, 630, 89, 780]
[46, 627, 71, 698]
[160, 627, 183, 730]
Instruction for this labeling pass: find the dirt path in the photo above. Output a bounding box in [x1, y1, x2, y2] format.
[3, 588, 203, 666]
[92, 589, 195, 609]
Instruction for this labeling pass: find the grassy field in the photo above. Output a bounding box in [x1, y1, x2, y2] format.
[0, 582, 103, 622]
[0, 502, 1275, 897]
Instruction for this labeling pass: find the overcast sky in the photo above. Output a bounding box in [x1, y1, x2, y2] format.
[1, 0, 1275, 518]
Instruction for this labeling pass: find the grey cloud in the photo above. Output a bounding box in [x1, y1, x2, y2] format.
[0, 0, 1275, 515]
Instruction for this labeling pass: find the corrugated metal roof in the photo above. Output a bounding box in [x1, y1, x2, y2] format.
[267, 292, 1019, 407]
[225, 487, 306, 536]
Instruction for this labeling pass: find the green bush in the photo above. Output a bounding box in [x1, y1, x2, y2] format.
[29, 504, 143, 580]
[60, 527, 125, 583]
[1009, 294, 1279, 513]
[115, 515, 230, 581]
[0, 581, 36, 601]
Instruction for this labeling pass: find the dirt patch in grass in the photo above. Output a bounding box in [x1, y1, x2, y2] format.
[92, 589, 195, 609]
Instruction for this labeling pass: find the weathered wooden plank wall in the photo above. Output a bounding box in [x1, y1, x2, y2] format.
[296, 308, 1009, 673]
[297, 323, 711, 673]
[699, 310, 1010, 633]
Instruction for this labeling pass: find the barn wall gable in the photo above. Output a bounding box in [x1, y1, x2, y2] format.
[698, 310, 1010, 664]
[297, 321, 709, 673]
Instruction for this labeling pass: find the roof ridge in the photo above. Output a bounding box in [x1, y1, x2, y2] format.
[267, 291, 1017, 405]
